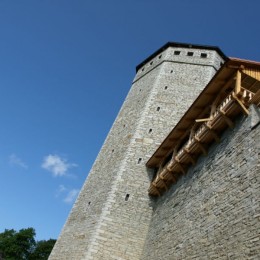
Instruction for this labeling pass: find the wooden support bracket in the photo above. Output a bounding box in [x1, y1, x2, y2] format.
[194, 136, 208, 155]
[205, 124, 221, 142]
[174, 156, 186, 174]
[232, 92, 250, 115]
[183, 148, 196, 165]
[168, 172, 177, 183]
[219, 108, 234, 128]
[159, 177, 168, 190]
[150, 183, 161, 196]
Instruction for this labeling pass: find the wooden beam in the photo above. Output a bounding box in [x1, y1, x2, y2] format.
[155, 155, 164, 159]
[235, 70, 242, 95]
[204, 124, 221, 142]
[159, 177, 168, 190]
[150, 183, 161, 196]
[194, 136, 208, 155]
[195, 117, 212, 123]
[183, 148, 196, 165]
[232, 92, 250, 115]
[168, 172, 177, 183]
[174, 156, 186, 174]
[161, 146, 172, 151]
[219, 108, 234, 128]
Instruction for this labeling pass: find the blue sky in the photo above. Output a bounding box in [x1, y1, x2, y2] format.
[0, 0, 259, 241]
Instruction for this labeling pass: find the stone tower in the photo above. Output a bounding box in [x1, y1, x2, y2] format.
[49, 42, 226, 260]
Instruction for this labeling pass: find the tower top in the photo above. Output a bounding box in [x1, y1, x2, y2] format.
[136, 41, 228, 72]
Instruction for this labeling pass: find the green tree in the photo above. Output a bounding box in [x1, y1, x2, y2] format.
[29, 239, 56, 260]
[0, 228, 56, 260]
[0, 228, 35, 260]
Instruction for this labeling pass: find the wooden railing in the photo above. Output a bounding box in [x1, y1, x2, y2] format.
[149, 88, 258, 196]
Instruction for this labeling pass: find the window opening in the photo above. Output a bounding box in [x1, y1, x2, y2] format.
[157, 107, 160, 111]
[174, 51, 180, 55]
[200, 53, 207, 58]
[125, 194, 130, 201]
[149, 128, 152, 133]
[187, 52, 194, 56]
[138, 158, 142, 164]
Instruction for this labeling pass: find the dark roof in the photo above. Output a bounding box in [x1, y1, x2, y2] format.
[136, 42, 228, 72]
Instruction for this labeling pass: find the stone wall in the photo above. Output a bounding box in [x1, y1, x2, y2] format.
[142, 107, 260, 260]
[49, 45, 225, 260]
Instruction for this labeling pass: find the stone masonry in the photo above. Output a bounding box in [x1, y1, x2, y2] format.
[142, 107, 260, 259]
[49, 42, 258, 259]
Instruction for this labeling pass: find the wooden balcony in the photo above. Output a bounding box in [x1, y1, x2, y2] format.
[147, 58, 260, 196]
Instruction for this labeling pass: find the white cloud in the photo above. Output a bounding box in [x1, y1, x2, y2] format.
[63, 189, 79, 204]
[41, 154, 77, 177]
[55, 184, 67, 197]
[9, 154, 28, 169]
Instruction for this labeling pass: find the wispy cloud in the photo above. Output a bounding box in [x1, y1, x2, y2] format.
[41, 154, 77, 177]
[55, 185, 79, 204]
[55, 184, 67, 197]
[63, 189, 79, 204]
[9, 154, 28, 169]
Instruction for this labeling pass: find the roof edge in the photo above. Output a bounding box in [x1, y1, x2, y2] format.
[136, 42, 228, 72]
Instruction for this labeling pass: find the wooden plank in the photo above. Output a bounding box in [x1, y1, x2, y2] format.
[249, 89, 260, 106]
[243, 68, 260, 81]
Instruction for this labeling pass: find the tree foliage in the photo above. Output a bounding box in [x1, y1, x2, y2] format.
[0, 228, 56, 260]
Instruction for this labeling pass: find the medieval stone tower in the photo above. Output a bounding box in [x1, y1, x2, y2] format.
[49, 42, 225, 259]
[49, 42, 260, 259]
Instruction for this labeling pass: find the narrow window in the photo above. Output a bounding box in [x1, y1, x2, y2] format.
[158, 55, 162, 59]
[157, 107, 160, 111]
[164, 86, 168, 90]
[112, 149, 114, 153]
[150, 61, 153, 65]
[138, 158, 142, 164]
[187, 52, 194, 56]
[170, 70, 173, 73]
[200, 53, 207, 58]
[174, 51, 180, 55]
[88, 202, 91, 205]
[142, 67, 145, 71]
[125, 194, 130, 201]
[149, 128, 152, 133]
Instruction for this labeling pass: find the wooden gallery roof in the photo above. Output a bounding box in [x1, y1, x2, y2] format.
[147, 58, 260, 196]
